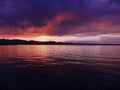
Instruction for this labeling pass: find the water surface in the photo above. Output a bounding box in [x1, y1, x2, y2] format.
[0, 45, 120, 89]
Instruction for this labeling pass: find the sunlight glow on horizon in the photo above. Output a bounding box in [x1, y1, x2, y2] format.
[1, 33, 120, 44]
[25, 33, 120, 43]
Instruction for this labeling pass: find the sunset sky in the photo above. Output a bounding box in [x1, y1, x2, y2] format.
[0, 0, 120, 44]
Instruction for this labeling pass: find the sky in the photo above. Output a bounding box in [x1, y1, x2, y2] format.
[0, 0, 120, 44]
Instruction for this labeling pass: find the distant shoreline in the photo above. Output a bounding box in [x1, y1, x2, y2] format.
[0, 44, 120, 46]
[0, 39, 120, 46]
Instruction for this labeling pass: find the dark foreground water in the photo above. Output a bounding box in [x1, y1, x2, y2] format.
[0, 45, 120, 90]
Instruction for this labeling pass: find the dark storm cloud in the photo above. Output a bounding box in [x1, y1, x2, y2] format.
[0, 0, 84, 28]
[110, 0, 120, 4]
[0, 0, 120, 36]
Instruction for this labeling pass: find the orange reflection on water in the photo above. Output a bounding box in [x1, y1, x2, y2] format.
[18, 45, 51, 65]
[0, 45, 52, 66]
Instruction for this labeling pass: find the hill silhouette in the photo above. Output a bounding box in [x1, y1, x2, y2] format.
[0, 39, 120, 45]
[0, 39, 74, 45]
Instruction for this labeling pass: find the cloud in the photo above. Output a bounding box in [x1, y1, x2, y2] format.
[110, 0, 120, 4]
[0, 0, 120, 37]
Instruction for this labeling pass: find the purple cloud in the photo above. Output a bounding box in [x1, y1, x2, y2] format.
[0, 0, 120, 37]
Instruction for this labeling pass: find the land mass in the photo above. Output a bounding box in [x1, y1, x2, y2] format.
[0, 39, 120, 45]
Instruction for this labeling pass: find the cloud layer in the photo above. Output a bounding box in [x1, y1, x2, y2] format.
[0, 0, 120, 39]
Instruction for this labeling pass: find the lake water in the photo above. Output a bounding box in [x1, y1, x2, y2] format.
[0, 45, 120, 90]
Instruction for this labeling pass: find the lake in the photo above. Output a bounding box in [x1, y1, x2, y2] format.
[0, 45, 120, 90]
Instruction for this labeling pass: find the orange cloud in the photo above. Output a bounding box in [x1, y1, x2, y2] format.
[68, 21, 120, 36]
[0, 12, 75, 39]
[21, 12, 75, 37]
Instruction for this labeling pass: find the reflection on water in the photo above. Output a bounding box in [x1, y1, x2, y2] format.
[0, 45, 120, 89]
